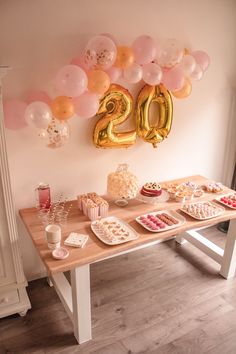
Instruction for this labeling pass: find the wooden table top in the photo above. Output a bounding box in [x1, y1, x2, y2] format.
[19, 175, 236, 274]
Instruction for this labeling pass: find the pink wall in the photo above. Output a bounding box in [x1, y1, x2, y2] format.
[0, 0, 236, 279]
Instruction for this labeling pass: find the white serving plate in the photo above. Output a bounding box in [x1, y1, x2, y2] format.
[136, 190, 170, 205]
[180, 201, 225, 220]
[136, 210, 186, 233]
[91, 216, 139, 246]
[214, 194, 236, 210]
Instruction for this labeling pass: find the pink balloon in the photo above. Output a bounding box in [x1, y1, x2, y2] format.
[132, 35, 156, 65]
[26, 90, 52, 105]
[162, 67, 185, 91]
[106, 66, 122, 82]
[189, 64, 203, 80]
[70, 56, 89, 72]
[73, 92, 99, 118]
[142, 63, 162, 86]
[191, 50, 210, 71]
[25, 102, 52, 129]
[3, 100, 27, 130]
[180, 55, 196, 75]
[123, 63, 143, 84]
[55, 65, 88, 97]
[84, 35, 117, 70]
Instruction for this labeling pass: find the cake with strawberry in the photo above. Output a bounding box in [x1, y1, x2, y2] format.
[140, 182, 162, 197]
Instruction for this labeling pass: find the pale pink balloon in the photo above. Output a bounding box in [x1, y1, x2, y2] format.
[191, 50, 210, 71]
[84, 35, 117, 70]
[123, 63, 143, 84]
[106, 66, 122, 82]
[73, 92, 99, 118]
[162, 67, 185, 91]
[25, 102, 52, 129]
[26, 90, 52, 105]
[142, 63, 162, 86]
[189, 64, 203, 80]
[132, 35, 156, 65]
[70, 56, 89, 72]
[180, 55, 196, 75]
[55, 65, 88, 97]
[3, 100, 27, 130]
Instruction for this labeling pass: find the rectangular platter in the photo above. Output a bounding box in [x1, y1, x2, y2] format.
[136, 210, 186, 232]
[91, 216, 139, 246]
[215, 193, 236, 210]
[181, 201, 225, 220]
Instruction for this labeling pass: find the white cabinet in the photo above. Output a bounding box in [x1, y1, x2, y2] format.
[0, 66, 31, 318]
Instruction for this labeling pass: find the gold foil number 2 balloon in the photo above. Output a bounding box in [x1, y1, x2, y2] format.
[93, 84, 137, 148]
[136, 84, 173, 148]
[93, 83, 173, 148]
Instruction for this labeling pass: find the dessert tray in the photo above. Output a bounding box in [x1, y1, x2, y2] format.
[181, 201, 225, 220]
[215, 194, 236, 210]
[91, 216, 139, 246]
[162, 181, 204, 202]
[136, 210, 186, 232]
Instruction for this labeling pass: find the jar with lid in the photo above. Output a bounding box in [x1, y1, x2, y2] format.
[35, 183, 51, 209]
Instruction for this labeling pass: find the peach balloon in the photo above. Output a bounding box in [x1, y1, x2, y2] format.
[87, 70, 110, 95]
[172, 79, 192, 99]
[115, 46, 134, 69]
[51, 96, 74, 120]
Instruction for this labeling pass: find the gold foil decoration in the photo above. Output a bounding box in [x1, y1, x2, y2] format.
[135, 84, 173, 148]
[93, 84, 136, 148]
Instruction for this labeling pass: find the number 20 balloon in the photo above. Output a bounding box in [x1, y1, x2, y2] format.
[93, 83, 173, 148]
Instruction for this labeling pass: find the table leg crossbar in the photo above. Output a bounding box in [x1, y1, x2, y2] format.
[175, 219, 236, 279]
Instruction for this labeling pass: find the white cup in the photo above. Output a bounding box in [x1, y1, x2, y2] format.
[45, 224, 61, 250]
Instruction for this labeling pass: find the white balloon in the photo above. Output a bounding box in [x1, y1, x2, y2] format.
[157, 39, 184, 68]
[180, 55, 196, 75]
[190, 64, 203, 81]
[123, 63, 143, 83]
[25, 102, 52, 129]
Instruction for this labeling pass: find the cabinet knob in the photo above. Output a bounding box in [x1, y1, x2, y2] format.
[0, 297, 9, 304]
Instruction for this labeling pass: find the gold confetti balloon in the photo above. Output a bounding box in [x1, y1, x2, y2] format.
[84, 35, 117, 70]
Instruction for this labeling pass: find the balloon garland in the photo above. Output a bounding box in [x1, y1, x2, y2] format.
[3, 34, 210, 149]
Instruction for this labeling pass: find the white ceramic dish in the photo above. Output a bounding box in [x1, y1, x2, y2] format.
[91, 216, 139, 246]
[215, 194, 236, 210]
[136, 190, 170, 205]
[136, 210, 186, 232]
[181, 201, 225, 220]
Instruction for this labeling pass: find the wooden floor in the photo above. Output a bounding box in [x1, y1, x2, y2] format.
[1, 226, 236, 354]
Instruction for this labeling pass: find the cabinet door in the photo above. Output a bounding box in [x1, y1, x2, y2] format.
[0, 173, 15, 286]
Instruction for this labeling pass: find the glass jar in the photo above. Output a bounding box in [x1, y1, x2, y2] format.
[35, 183, 51, 209]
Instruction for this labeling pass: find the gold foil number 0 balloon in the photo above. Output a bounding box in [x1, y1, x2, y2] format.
[93, 83, 173, 148]
[136, 84, 173, 148]
[93, 84, 137, 148]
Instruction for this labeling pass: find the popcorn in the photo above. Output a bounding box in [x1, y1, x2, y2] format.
[77, 193, 109, 220]
[107, 164, 139, 200]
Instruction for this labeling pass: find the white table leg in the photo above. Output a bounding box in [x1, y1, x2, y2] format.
[175, 234, 188, 245]
[70, 264, 92, 344]
[220, 219, 236, 279]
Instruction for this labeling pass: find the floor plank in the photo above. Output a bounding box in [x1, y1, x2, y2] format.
[0, 226, 236, 354]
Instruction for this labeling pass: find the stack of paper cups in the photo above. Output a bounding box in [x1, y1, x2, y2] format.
[45, 224, 61, 249]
